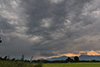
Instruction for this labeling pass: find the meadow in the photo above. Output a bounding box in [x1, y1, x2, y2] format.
[43, 63, 100, 67]
[1, 60, 100, 67]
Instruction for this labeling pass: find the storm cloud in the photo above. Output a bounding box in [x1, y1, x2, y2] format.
[0, 0, 100, 59]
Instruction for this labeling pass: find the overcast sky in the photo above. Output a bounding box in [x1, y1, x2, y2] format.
[0, 0, 100, 59]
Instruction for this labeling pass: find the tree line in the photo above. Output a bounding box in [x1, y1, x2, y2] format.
[0, 55, 100, 63]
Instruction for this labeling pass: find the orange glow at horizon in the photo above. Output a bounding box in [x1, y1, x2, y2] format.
[62, 53, 81, 57]
[37, 50, 100, 59]
[62, 50, 100, 57]
[87, 50, 100, 56]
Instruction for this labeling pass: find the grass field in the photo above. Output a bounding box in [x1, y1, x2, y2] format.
[43, 63, 100, 67]
[0, 60, 42, 67]
[1, 60, 100, 67]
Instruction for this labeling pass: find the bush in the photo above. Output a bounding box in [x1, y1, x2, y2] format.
[34, 62, 43, 67]
[0, 60, 42, 67]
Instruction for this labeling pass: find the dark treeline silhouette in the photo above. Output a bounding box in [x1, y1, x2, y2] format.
[0, 37, 2, 43]
[0, 55, 100, 63]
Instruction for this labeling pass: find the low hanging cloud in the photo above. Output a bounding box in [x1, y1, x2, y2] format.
[0, 0, 100, 59]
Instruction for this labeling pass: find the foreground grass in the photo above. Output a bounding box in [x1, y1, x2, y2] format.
[0, 60, 42, 67]
[43, 63, 100, 67]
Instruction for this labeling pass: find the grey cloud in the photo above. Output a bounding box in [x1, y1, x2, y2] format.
[23, 0, 66, 32]
[40, 52, 57, 57]
[20, 0, 93, 56]
[1, 0, 100, 59]
[0, 16, 12, 30]
[23, 0, 91, 39]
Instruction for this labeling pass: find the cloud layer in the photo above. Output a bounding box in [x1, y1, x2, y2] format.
[0, 0, 100, 59]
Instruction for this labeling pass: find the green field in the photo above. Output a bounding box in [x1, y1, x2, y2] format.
[1, 60, 100, 67]
[43, 63, 100, 67]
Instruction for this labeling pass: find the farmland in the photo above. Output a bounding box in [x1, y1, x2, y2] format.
[43, 63, 100, 67]
[1, 60, 100, 67]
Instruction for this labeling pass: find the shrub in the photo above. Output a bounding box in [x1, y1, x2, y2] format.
[34, 62, 43, 67]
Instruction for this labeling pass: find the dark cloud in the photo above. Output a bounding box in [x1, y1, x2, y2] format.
[22, 0, 66, 32]
[0, 13, 17, 33]
[1, 0, 100, 59]
[40, 52, 57, 57]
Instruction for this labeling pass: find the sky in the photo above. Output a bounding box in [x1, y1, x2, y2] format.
[0, 0, 100, 59]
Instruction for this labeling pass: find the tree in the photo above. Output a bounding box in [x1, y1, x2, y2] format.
[30, 56, 33, 62]
[21, 54, 24, 61]
[0, 56, 3, 60]
[66, 57, 74, 62]
[7, 55, 10, 60]
[74, 56, 79, 62]
[4, 56, 8, 60]
[0, 37, 2, 43]
[11, 58, 15, 61]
